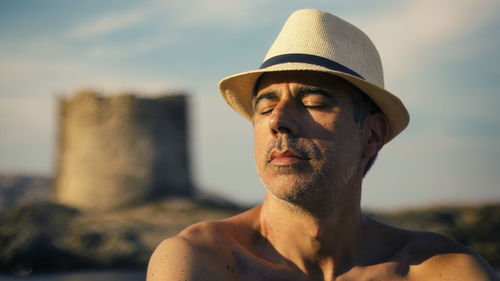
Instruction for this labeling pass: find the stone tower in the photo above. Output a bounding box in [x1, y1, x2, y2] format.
[54, 90, 192, 210]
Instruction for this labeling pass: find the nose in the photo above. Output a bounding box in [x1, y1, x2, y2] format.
[268, 99, 299, 135]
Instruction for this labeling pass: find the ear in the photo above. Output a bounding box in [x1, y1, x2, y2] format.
[362, 113, 388, 160]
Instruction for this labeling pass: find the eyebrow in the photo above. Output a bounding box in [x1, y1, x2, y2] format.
[253, 91, 278, 109]
[296, 87, 337, 101]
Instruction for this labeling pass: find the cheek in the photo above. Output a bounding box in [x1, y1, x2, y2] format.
[318, 109, 356, 136]
[253, 125, 268, 163]
[309, 109, 341, 130]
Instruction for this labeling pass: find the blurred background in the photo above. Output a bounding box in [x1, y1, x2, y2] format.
[0, 0, 499, 279]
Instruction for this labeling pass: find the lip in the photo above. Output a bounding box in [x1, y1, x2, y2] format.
[269, 150, 309, 165]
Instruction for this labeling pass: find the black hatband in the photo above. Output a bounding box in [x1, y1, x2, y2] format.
[260, 53, 364, 80]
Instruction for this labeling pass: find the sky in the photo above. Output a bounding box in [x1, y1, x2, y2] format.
[0, 0, 499, 210]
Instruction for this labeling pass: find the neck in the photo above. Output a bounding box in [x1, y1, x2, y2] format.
[258, 186, 366, 278]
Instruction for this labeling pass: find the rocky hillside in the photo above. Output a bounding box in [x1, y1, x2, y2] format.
[369, 204, 500, 268]
[0, 200, 499, 274]
[0, 199, 243, 275]
[0, 175, 52, 212]
[0, 175, 498, 274]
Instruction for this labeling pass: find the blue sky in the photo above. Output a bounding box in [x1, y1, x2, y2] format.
[1, 0, 499, 209]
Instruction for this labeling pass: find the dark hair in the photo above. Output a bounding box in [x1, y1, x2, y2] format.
[347, 85, 382, 177]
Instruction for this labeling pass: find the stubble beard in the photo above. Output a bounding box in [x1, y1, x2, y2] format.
[258, 134, 361, 216]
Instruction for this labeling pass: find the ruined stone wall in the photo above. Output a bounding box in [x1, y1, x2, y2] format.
[54, 91, 192, 210]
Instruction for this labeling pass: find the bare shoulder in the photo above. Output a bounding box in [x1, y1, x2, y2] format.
[147, 235, 193, 281]
[147, 221, 234, 281]
[402, 231, 499, 280]
[147, 208, 260, 281]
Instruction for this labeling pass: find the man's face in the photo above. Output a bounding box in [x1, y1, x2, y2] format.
[253, 71, 364, 208]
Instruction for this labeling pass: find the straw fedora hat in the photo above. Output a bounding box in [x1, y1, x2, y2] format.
[218, 9, 409, 142]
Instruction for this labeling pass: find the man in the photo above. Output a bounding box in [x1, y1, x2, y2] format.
[148, 9, 498, 280]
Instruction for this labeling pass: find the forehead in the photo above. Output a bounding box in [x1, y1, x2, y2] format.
[255, 71, 353, 95]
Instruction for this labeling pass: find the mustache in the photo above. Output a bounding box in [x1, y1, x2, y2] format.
[265, 135, 319, 160]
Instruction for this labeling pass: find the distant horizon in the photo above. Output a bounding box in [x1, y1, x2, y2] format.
[1, 172, 499, 213]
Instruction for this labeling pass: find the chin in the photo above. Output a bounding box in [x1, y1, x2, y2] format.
[259, 167, 358, 212]
[261, 174, 319, 204]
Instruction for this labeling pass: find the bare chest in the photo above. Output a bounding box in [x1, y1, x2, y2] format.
[222, 254, 410, 281]
[335, 262, 410, 281]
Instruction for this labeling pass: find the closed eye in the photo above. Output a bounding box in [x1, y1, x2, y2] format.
[254, 92, 278, 114]
[298, 88, 337, 109]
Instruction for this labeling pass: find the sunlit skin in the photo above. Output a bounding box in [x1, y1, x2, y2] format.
[147, 71, 499, 281]
[252, 71, 368, 218]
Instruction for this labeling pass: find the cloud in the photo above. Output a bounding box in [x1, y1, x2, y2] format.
[85, 35, 176, 59]
[154, 0, 273, 28]
[66, 0, 273, 41]
[0, 53, 180, 99]
[345, 0, 500, 139]
[64, 0, 269, 60]
[355, 0, 500, 84]
[67, 8, 151, 39]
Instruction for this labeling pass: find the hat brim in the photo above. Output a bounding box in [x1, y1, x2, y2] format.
[218, 62, 409, 143]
